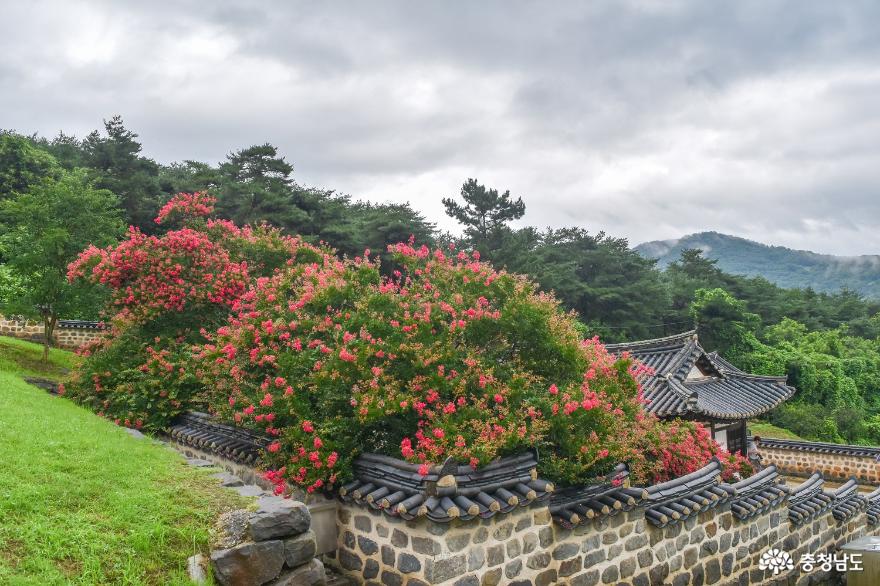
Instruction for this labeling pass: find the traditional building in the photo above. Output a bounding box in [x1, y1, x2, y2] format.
[605, 330, 795, 456]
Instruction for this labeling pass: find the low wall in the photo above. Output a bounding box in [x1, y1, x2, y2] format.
[0, 315, 103, 349]
[328, 496, 871, 585]
[166, 412, 880, 585]
[760, 438, 880, 483]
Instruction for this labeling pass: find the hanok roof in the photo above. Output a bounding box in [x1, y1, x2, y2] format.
[605, 331, 795, 420]
[340, 451, 553, 523]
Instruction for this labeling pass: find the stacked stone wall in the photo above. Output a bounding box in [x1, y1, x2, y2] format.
[328, 499, 878, 585]
[762, 446, 880, 484]
[0, 315, 103, 349]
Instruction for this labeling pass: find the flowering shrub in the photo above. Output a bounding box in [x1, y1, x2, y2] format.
[620, 418, 752, 483]
[64, 195, 748, 490]
[64, 193, 328, 429]
[196, 239, 744, 493]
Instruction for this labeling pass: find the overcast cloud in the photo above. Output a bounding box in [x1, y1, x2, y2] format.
[3, 0, 880, 255]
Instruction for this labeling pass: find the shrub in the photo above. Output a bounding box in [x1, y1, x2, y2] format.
[197, 239, 746, 493]
[63, 193, 329, 429]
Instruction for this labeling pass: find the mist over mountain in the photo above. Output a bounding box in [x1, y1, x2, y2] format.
[635, 232, 880, 299]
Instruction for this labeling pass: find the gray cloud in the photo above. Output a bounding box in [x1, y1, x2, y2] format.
[3, 0, 880, 254]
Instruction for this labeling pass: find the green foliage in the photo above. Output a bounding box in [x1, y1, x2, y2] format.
[0, 168, 123, 358]
[0, 132, 60, 199]
[690, 288, 760, 356]
[214, 143, 307, 227]
[442, 178, 525, 258]
[503, 228, 669, 341]
[82, 116, 162, 232]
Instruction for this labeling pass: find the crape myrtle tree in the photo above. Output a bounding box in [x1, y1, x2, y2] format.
[64, 192, 329, 429]
[64, 192, 748, 490]
[197, 238, 749, 494]
[0, 169, 124, 361]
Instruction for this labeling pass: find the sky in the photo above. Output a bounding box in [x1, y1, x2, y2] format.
[3, 0, 880, 255]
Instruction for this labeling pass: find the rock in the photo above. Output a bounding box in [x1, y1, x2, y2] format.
[235, 485, 268, 498]
[125, 428, 146, 440]
[186, 553, 207, 583]
[187, 458, 215, 467]
[269, 558, 326, 585]
[214, 510, 251, 549]
[250, 498, 311, 541]
[213, 472, 245, 487]
[211, 540, 284, 586]
[283, 530, 317, 568]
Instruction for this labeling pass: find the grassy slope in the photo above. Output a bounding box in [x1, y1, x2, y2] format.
[749, 421, 805, 441]
[0, 337, 249, 585]
[0, 336, 78, 381]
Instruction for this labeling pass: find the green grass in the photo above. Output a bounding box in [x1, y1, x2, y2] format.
[0, 338, 251, 585]
[0, 336, 78, 381]
[749, 421, 805, 440]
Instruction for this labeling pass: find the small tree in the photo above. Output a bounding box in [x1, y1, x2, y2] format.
[0, 169, 123, 360]
[442, 178, 525, 257]
[690, 288, 760, 358]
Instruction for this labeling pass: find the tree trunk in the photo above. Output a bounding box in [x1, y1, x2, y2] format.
[42, 314, 57, 363]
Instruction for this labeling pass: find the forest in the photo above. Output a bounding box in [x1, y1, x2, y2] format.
[2, 116, 880, 446]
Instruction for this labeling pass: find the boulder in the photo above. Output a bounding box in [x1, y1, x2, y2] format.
[283, 530, 317, 568]
[214, 509, 251, 549]
[269, 558, 326, 586]
[249, 498, 311, 541]
[211, 540, 284, 586]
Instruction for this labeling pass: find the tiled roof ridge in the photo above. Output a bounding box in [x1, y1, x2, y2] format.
[865, 485, 880, 525]
[57, 319, 104, 329]
[341, 451, 554, 523]
[641, 458, 736, 528]
[685, 371, 789, 384]
[828, 478, 868, 522]
[549, 464, 648, 528]
[169, 411, 267, 465]
[729, 465, 790, 520]
[788, 472, 835, 526]
[604, 330, 697, 351]
[759, 438, 880, 458]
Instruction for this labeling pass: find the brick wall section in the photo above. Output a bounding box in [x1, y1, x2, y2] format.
[762, 446, 880, 484]
[326, 498, 878, 585]
[0, 315, 103, 350]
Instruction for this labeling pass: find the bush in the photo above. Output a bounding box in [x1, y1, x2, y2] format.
[65, 199, 747, 490]
[63, 193, 329, 429]
[197, 239, 747, 493]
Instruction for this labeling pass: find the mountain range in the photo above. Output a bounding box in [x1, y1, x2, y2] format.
[635, 232, 880, 299]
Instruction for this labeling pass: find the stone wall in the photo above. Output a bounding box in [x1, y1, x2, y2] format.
[761, 444, 880, 484]
[0, 315, 103, 349]
[327, 496, 876, 586]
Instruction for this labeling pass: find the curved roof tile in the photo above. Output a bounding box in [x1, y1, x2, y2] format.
[607, 331, 795, 420]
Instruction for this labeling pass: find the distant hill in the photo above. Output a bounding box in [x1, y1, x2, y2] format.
[635, 231, 880, 299]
